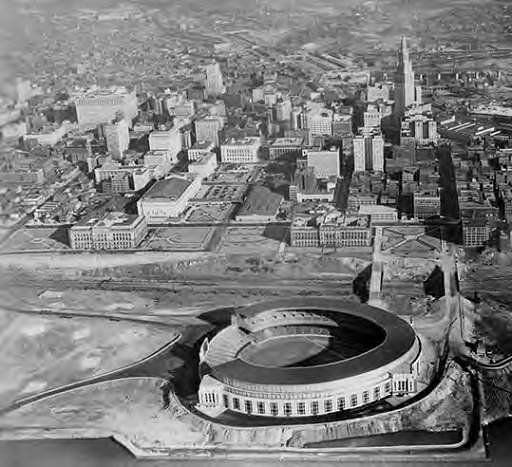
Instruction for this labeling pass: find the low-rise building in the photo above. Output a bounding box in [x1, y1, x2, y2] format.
[268, 137, 303, 161]
[149, 127, 182, 159]
[68, 212, 147, 250]
[413, 190, 441, 220]
[306, 148, 341, 179]
[290, 216, 320, 247]
[358, 204, 398, 224]
[188, 141, 216, 162]
[137, 175, 202, 223]
[24, 121, 74, 146]
[221, 137, 261, 164]
[318, 211, 372, 247]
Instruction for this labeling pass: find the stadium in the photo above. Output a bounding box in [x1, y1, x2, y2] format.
[197, 297, 437, 419]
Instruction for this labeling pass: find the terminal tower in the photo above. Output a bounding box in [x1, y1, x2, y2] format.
[394, 36, 416, 116]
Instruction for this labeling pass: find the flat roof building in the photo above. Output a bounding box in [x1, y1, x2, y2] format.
[137, 175, 202, 223]
[221, 137, 261, 164]
[73, 87, 138, 131]
[69, 211, 147, 250]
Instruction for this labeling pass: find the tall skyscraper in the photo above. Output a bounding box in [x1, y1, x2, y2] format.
[353, 134, 384, 173]
[204, 62, 226, 97]
[195, 115, 224, 146]
[394, 37, 416, 116]
[104, 118, 129, 160]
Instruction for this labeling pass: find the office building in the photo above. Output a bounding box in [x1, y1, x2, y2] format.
[363, 106, 382, 130]
[149, 127, 182, 159]
[268, 137, 303, 161]
[401, 114, 438, 146]
[104, 118, 129, 159]
[195, 116, 224, 147]
[221, 137, 261, 164]
[306, 106, 333, 137]
[366, 82, 392, 103]
[188, 141, 216, 162]
[137, 175, 202, 222]
[69, 212, 147, 250]
[306, 148, 341, 179]
[394, 37, 419, 116]
[332, 114, 353, 138]
[204, 62, 226, 97]
[413, 190, 441, 219]
[74, 87, 138, 131]
[353, 133, 384, 172]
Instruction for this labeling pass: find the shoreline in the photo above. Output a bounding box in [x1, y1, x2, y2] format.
[0, 426, 486, 462]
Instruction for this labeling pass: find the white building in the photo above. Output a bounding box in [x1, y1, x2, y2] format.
[221, 137, 261, 164]
[188, 141, 216, 162]
[73, 87, 138, 131]
[366, 82, 392, 102]
[69, 212, 147, 250]
[401, 114, 438, 146]
[204, 62, 226, 97]
[306, 106, 333, 136]
[137, 175, 202, 223]
[24, 121, 74, 146]
[104, 118, 129, 159]
[363, 106, 382, 130]
[149, 127, 182, 159]
[195, 116, 224, 147]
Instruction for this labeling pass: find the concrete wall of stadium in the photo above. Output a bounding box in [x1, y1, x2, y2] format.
[198, 332, 430, 418]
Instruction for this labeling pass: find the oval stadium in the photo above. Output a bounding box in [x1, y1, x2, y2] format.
[197, 298, 437, 420]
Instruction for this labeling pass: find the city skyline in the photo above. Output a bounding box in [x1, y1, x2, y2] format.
[1, 3, 512, 466]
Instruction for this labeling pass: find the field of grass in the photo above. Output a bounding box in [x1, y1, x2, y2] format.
[0, 228, 69, 252]
[141, 226, 216, 251]
[0, 309, 176, 409]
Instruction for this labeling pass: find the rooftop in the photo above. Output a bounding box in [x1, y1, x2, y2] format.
[222, 136, 261, 147]
[75, 211, 140, 228]
[142, 176, 192, 201]
[209, 297, 416, 386]
[191, 140, 215, 150]
[270, 137, 304, 147]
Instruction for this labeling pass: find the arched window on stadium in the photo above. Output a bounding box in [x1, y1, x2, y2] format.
[257, 402, 265, 415]
[324, 399, 333, 413]
[297, 402, 306, 415]
[284, 402, 292, 416]
[337, 397, 345, 411]
[311, 400, 319, 415]
[362, 391, 370, 404]
[350, 394, 358, 407]
[233, 397, 240, 410]
[270, 402, 279, 416]
[374, 386, 380, 400]
[245, 400, 253, 414]
[385, 381, 392, 394]
[223, 394, 229, 408]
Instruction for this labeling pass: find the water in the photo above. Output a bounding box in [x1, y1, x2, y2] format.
[0, 419, 511, 467]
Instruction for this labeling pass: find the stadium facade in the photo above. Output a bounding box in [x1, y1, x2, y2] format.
[197, 298, 437, 419]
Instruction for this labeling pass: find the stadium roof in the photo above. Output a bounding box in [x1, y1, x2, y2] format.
[209, 297, 416, 386]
